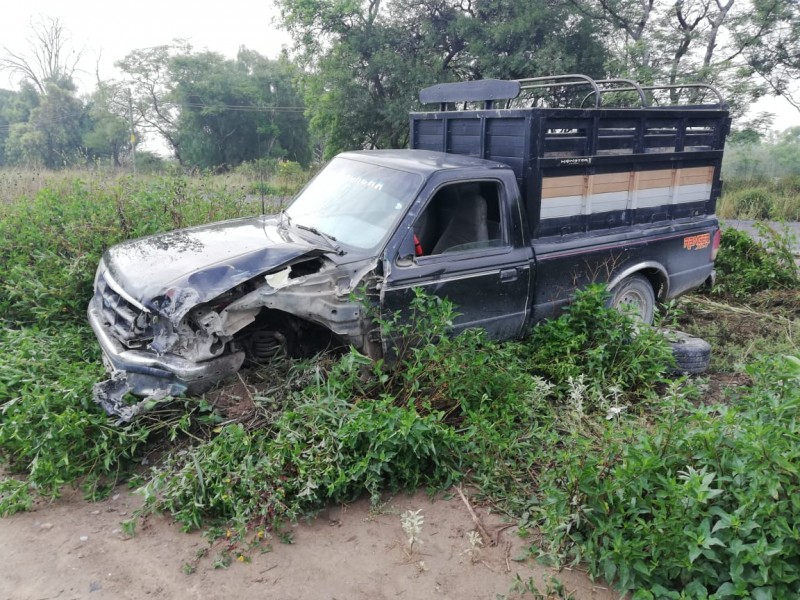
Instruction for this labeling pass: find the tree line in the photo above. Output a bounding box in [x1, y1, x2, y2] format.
[1, 2, 798, 171]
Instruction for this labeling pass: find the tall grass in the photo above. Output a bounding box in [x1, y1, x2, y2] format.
[719, 138, 800, 220]
[717, 175, 800, 220]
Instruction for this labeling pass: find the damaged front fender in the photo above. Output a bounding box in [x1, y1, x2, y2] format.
[88, 300, 246, 421]
[93, 372, 187, 424]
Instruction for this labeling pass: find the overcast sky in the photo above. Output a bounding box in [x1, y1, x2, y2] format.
[2, 1, 799, 131]
[2, 0, 292, 90]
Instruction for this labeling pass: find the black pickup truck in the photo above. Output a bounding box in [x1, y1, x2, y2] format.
[88, 75, 729, 419]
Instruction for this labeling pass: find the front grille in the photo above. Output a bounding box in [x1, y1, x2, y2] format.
[96, 273, 155, 347]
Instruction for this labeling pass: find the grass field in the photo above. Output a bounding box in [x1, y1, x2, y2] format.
[1, 169, 799, 598]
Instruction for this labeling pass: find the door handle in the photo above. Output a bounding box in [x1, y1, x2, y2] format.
[500, 268, 518, 282]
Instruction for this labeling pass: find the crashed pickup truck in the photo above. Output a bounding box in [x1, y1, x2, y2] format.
[89, 75, 730, 419]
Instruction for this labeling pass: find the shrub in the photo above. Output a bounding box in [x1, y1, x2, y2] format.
[136, 364, 464, 532]
[134, 292, 475, 531]
[0, 173, 256, 512]
[522, 285, 674, 407]
[0, 326, 150, 512]
[713, 226, 799, 298]
[726, 188, 774, 219]
[534, 355, 800, 598]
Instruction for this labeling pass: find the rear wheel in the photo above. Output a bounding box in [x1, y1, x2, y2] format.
[607, 274, 656, 324]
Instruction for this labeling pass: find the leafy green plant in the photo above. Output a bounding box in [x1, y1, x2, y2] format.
[523, 285, 674, 407]
[534, 355, 800, 597]
[713, 226, 799, 298]
[6, 170, 798, 598]
[134, 379, 462, 532]
[0, 172, 261, 512]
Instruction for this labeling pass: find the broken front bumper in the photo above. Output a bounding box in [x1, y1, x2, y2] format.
[88, 300, 245, 421]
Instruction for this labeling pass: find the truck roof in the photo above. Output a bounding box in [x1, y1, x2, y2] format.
[338, 149, 510, 176]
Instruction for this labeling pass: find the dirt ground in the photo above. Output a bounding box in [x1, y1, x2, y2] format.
[0, 487, 620, 600]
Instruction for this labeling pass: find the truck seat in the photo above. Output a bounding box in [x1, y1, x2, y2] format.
[431, 192, 489, 254]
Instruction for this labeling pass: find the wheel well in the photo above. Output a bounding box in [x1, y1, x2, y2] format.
[608, 264, 669, 302]
[236, 308, 346, 360]
[639, 268, 668, 302]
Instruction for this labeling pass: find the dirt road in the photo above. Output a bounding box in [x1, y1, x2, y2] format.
[0, 488, 618, 600]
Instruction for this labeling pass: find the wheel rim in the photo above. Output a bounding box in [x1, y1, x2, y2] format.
[616, 289, 648, 320]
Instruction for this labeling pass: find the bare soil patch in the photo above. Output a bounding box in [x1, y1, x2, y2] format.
[0, 487, 618, 600]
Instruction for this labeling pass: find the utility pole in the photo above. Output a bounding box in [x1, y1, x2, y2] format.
[127, 87, 137, 174]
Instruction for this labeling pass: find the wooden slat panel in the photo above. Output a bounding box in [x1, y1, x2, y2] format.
[637, 169, 673, 190]
[680, 166, 714, 185]
[591, 172, 630, 194]
[542, 175, 585, 199]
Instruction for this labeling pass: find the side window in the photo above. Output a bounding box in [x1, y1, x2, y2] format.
[412, 181, 504, 256]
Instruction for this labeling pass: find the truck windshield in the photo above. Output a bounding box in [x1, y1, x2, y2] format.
[285, 157, 423, 251]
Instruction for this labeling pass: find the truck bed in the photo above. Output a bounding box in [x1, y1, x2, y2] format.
[410, 104, 730, 238]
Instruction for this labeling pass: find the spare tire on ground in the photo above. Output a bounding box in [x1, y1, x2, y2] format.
[658, 329, 712, 374]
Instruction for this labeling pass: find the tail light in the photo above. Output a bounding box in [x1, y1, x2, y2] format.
[711, 228, 721, 261]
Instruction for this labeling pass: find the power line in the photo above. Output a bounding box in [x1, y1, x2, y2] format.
[0, 110, 86, 132]
[0, 101, 307, 132]
[164, 101, 306, 113]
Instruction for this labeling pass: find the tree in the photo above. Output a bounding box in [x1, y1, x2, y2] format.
[83, 83, 132, 166]
[0, 89, 15, 165]
[0, 18, 95, 168]
[279, 0, 428, 153]
[117, 44, 311, 169]
[742, 0, 800, 113]
[0, 84, 39, 166]
[567, 0, 800, 116]
[276, 0, 608, 156]
[4, 82, 85, 168]
[455, 0, 608, 81]
[115, 44, 186, 163]
[727, 111, 775, 144]
[170, 49, 310, 169]
[0, 17, 84, 94]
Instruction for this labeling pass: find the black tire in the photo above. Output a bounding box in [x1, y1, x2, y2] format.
[607, 274, 656, 324]
[659, 329, 712, 374]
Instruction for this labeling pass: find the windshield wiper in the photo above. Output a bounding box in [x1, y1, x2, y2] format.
[294, 223, 345, 255]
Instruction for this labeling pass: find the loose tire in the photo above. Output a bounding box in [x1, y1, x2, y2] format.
[659, 329, 712, 374]
[607, 274, 656, 325]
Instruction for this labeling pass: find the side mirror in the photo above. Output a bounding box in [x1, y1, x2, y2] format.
[394, 232, 417, 267]
[396, 254, 414, 267]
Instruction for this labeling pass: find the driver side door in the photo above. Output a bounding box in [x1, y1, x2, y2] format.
[381, 176, 531, 343]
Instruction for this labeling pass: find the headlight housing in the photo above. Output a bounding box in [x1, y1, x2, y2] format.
[93, 258, 107, 291]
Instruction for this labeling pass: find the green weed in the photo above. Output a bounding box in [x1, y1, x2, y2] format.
[2, 170, 799, 598]
[504, 574, 576, 599]
[0, 172, 270, 511]
[533, 356, 800, 597]
[523, 285, 674, 407]
[713, 225, 799, 299]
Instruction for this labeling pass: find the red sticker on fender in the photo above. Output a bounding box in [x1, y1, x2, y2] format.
[683, 233, 711, 250]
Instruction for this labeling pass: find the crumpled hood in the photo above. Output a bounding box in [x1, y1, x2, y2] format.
[104, 215, 325, 319]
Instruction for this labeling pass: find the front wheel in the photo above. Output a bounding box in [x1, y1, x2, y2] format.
[607, 274, 656, 324]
